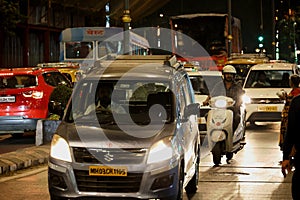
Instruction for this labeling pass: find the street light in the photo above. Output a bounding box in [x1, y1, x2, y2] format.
[122, 0, 131, 54]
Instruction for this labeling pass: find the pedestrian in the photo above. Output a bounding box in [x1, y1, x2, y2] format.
[281, 94, 300, 199]
[278, 74, 300, 150]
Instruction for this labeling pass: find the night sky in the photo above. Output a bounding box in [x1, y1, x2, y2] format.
[154, 0, 274, 55]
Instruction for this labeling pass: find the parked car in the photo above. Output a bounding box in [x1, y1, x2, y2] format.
[187, 69, 223, 143]
[48, 55, 200, 200]
[37, 62, 80, 84]
[0, 67, 72, 137]
[242, 62, 300, 124]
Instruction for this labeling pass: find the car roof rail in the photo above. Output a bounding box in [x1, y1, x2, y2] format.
[164, 55, 182, 70]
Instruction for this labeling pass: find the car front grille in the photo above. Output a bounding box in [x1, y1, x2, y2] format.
[73, 147, 147, 164]
[74, 169, 143, 193]
[250, 98, 284, 104]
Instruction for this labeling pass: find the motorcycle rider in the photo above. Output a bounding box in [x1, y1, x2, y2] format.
[203, 65, 245, 132]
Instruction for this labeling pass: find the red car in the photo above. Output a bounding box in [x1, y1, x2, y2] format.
[0, 67, 72, 137]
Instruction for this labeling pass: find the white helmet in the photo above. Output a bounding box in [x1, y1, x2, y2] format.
[223, 65, 236, 74]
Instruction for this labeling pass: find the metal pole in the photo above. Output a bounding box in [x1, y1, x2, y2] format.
[228, 0, 232, 57]
[271, 0, 275, 59]
[122, 0, 131, 55]
[260, 0, 263, 32]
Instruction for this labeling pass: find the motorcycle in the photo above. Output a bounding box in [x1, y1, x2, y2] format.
[206, 96, 246, 165]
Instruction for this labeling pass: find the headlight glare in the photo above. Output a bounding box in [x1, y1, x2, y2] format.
[214, 99, 227, 108]
[50, 134, 72, 162]
[147, 137, 174, 164]
[242, 94, 251, 104]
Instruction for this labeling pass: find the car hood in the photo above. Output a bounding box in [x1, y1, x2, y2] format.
[244, 88, 290, 98]
[56, 121, 176, 149]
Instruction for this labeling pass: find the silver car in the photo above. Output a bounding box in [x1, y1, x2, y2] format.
[48, 55, 200, 200]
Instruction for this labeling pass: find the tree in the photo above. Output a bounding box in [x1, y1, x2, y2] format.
[0, 0, 25, 35]
[278, 14, 297, 63]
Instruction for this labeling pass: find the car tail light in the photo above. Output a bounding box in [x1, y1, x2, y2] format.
[22, 91, 43, 99]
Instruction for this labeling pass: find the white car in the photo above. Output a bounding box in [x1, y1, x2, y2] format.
[187, 70, 223, 142]
[242, 62, 300, 124]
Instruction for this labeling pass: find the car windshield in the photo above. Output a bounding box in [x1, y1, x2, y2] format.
[189, 75, 222, 95]
[244, 70, 293, 88]
[66, 80, 173, 125]
[0, 75, 37, 88]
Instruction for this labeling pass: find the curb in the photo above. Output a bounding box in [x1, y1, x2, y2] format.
[0, 144, 50, 175]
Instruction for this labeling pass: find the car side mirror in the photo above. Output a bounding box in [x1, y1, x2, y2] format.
[183, 103, 200, 120]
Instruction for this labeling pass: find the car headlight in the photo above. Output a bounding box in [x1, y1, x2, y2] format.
[242, 94, 251, 104]
[50, 134, 72, 162]
[147, 137, 176, 164]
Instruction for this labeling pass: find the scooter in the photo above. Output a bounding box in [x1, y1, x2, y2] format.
[206, 96, 246, 165]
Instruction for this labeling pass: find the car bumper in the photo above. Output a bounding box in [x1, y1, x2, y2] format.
[245, 103, 283, 122]
[0, 116, 38, 133]
[48, 159, 180, 200]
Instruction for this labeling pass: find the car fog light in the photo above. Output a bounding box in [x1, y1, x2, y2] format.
[151, 174, 174, 190]
[49, 173, 67, 190]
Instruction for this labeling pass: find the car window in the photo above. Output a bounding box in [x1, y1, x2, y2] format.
[189, 75, 221, 95]
[231, 64, 253, 82]
[244, 70, 293, 88]
[43, 72, 72, 87]
[67, 80, 173, 125]
[0, 75, 37, 88]
[66, 42, 93, 59]
[182, 75, 193, 105]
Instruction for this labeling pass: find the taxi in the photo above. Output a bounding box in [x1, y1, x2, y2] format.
[37, 62, 79, 84]
[226, 53, 269, 83]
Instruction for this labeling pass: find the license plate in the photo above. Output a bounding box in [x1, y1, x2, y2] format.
[0, 96, 15, 103]
[89, 166, 127, 176]
[258, 105, 278, 112]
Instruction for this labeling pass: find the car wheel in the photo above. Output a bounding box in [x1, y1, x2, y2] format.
[176, 165, 184, 200]
[185, 149, 200, 194]
[11, 133, 24, 138]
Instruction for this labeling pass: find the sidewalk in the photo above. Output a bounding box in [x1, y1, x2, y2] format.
[0, 144, 50, 175]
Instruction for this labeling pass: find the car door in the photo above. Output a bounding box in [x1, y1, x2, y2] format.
[178, 75, 198, 176]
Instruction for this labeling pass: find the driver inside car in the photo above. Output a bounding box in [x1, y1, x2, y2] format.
[85, 84, 126, 115]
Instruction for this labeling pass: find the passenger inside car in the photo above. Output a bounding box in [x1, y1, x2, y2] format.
[251, 71, 271, 88]
[281, 72, 290, 87]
